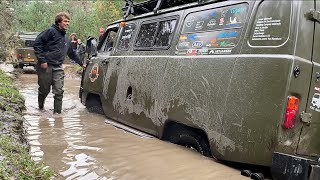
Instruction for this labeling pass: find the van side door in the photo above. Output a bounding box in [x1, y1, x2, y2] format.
[297, 1, 320, 157]
[101, 23, 139, 123]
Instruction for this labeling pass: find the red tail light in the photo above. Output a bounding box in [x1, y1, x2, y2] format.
[283, 96, 299, 129]
[18, 53, 22, 59]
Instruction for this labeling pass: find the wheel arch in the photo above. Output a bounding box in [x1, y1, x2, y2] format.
[85, 92, 104, 114]
[161, 120, 212, 157]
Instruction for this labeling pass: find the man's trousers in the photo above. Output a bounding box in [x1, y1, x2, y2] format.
[37, 64, 64, 113]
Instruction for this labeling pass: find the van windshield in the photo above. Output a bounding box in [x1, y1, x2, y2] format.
[25, 40, 35, 47]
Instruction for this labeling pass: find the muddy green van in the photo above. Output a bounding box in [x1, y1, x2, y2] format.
[80, 0, 320, 179]
[14, 32, 39, 68]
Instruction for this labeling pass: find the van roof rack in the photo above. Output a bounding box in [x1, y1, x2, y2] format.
[122, 0, 208, 19]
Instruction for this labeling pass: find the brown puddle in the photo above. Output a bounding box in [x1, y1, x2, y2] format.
[17, 72, 248, 180]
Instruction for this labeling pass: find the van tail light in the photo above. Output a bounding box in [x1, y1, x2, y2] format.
[283, 96, 300, 129]
[18, 53, 22, 59]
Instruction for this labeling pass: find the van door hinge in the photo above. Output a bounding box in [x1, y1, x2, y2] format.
[300, 111, 312, 125]
[306, 9, 320, 22]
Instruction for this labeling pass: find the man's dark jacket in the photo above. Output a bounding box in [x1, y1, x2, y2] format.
[34, 24, 82, 66]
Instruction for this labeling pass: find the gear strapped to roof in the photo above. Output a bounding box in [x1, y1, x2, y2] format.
[122, 0, 210, 19]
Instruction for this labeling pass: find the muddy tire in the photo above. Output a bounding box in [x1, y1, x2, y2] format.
[167, 128, 211, 157]
[85, 95, 104, 115]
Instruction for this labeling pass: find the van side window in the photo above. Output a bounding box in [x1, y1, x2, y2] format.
[103, 30, 118, 52]
[248, 1, 291, 47]
[117, 24, 136, 51]
[176, 4, 248, 55]
[135, 22, 158, 48]
[154, 20, 177, 47]
[135, 19, 177, 49]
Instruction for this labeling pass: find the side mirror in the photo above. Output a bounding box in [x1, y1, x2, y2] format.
[86, 37, 98, 57]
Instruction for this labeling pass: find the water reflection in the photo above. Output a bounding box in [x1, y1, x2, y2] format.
[17, 74, 247, 180]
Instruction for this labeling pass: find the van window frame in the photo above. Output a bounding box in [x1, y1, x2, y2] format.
[133, 16, 179, 51]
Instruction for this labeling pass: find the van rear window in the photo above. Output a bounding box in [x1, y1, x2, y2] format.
[176, 3, 248, 55]
[248, 1, 291, 47]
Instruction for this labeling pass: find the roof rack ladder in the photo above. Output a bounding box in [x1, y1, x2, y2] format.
[123, 0, 134, 19]
[153, 0, 164, 13]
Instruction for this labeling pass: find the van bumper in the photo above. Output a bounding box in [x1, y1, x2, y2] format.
[17, 59, 36, 66]
[271, 152, 320, 180]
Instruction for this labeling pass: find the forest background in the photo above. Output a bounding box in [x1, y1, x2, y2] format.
[0, 0, 144, 62]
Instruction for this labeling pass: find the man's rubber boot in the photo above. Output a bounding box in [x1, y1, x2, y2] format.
[38, 95, 45, 110]
[54, 99, 62, 114]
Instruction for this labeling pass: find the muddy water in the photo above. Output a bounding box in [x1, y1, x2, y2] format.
[17, 73, 247, 180]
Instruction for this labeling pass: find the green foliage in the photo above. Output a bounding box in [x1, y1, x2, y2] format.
[0, 135, 54, 180]
[0, 0, 148, 62]
[12, 0, 126, 42]
[0, 1, 15, 62]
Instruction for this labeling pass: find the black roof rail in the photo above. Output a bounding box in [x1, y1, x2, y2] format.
[122, 0, 209, 19]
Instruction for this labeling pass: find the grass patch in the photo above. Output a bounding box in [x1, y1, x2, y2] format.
[0, 135, 54, 180]
[0, 70, 25, 114]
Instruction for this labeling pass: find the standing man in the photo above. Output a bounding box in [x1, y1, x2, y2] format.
[34, 12, 85, 114]
[76, 39, 86, 64]
[69, 33, 77, 64]
[98, 27, 104, 42]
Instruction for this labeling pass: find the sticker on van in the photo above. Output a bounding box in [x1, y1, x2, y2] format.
[89, 63, 100, 82]
[176, 3, 248, 56]
[310, 93, 320, 112]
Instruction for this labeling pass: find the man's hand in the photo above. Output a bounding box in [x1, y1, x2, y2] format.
[41, 62, 48, 69]
[82, 64, 86, 68]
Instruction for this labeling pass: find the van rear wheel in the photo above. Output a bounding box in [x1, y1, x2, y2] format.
[167, 128, 211, 157]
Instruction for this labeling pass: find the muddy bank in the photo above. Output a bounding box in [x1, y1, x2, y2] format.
[0, 63, 53, 179]
[0, 64, 27, 144]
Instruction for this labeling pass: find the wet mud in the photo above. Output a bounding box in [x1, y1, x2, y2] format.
[17, 73, 248, 180]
